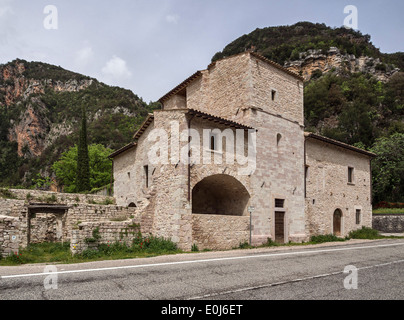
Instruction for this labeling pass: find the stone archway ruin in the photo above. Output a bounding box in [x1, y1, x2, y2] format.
[192, 174, 250, 216]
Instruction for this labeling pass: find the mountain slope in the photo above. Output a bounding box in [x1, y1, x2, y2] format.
[0, 59, 158, 187]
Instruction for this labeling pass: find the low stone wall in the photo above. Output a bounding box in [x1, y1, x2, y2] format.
[192, 214, 250, 250]
[70, 219, 150, 255]
[373, 214, 404, 233]
[0, 215, 23, 257]
[8, 189, 115, 206]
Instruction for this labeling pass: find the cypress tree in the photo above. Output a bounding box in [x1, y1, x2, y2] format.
[76, 105, 91, 192]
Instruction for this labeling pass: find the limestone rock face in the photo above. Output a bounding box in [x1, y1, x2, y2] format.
[284, 47, 400, 82]
[0, 60, 94, 159]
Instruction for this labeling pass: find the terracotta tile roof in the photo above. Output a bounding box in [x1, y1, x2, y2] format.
[133, 113, 155, 140]
[158, 71, 203, 103]
[108, 142, 137, 159]
[187, 108, 255, 131]
[304, 132, 376, 157]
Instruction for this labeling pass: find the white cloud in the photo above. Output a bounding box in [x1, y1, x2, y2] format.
[101, 55, 132, 80]
[75, 45, 94, 66]
[165, 14, 179, 24]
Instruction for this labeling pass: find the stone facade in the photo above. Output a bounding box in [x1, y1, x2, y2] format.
[305, 135, 373, 237]
[112, 51, 374, 251]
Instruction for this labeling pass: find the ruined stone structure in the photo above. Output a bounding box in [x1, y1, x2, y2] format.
[111, 52, 376, 250]
[0, 189, 138, 257]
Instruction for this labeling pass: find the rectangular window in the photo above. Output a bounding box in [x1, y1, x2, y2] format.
[144, 165, 149, 188]
[348, 167, 354, 184]
[275, 198, 285, 208]
[356, 209, 361, 225]
[271, 89, 277, 101]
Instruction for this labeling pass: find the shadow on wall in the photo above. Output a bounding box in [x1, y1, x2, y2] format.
[192, 174, 250, 216]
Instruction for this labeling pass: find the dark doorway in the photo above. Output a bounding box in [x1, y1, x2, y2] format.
[275, 211, 285, 243]
[333, 209, 342, 236]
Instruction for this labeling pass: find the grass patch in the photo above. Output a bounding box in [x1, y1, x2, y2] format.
[0, 242, 72, 265]
[373, 208, 404, 214]
[234, 227, 403, 252]
[0, 235, 182, 266]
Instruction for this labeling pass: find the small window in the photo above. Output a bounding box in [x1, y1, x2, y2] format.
[144, 165, 149, 188]
[275, 199, 285, 208]
[271, 90, 277, 101]
[210, 133, 218, 151]
[348, 167, 354, 184]
[356, 209, 361, 225]
[305, 165, 309, 180]
[277, 133, 282, 146]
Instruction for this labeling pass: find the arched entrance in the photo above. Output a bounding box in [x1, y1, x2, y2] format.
[333, 209, 342, 236]
[192, 174, 250, 216]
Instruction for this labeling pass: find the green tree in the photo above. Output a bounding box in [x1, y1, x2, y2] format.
[52, 144, 113, 193]
[76, 106, 90, 192]
[370, 133, 404, 203]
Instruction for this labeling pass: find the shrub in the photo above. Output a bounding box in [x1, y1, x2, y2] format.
[348, 227, 381, 239]
[191, 243, 199, 252]
[310, 234, 345, 244]
[84, 227, 101, 243]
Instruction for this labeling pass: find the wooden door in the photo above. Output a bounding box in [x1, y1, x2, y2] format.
[275, 212, 285, 243]
[333, 209, 342, 236]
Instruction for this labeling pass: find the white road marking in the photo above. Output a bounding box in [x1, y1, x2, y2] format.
[1, 241, 404, 280]
[188, 259, 404, 300]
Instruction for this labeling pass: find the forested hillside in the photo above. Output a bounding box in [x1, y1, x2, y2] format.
[0, 59, 159, 188]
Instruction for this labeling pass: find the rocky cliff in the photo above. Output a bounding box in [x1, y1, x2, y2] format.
[284, 47, 400, 82]
[0, 59, 156, 187]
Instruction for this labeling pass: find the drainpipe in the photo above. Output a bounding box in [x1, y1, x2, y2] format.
[369, 158, 373, 206]
[109, 158, 114, 197]
[304, 137, 307, 199]
[187, 114, 195, 202]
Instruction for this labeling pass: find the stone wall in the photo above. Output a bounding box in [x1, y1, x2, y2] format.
[7, 188, 115, 206]
[0, 215, 23, 257]
[70, 219, 149, 255]
[372, 215, 404, 233]
[192, 214, 250, 250]
[0, 189, 142, 256]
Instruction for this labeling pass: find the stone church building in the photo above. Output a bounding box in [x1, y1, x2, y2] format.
[110, 51, 375, 251]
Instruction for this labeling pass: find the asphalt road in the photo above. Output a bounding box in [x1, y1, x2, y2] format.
[1, 238, 404, 302]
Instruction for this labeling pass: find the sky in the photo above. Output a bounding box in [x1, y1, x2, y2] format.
[1, 0, 403, 102]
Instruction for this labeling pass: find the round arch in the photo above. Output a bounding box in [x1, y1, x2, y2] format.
[192, 174, 250, 216]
